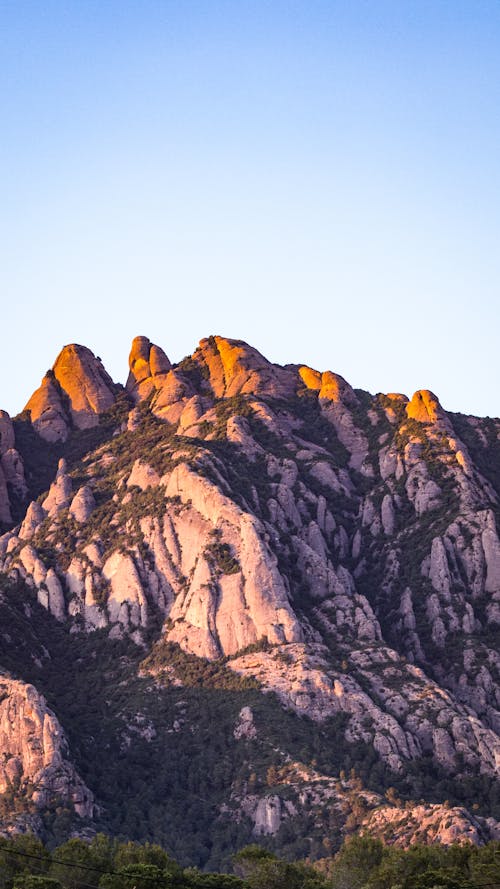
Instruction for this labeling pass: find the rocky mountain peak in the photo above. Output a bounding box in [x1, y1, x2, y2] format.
[299, 365, 358, 405]
[52, 343, 116, 423]
[23, 343, 117, 441]
[23, 371, 70, 442]
[406, 388, 445, 424]
[195, 335, 297, 398]
[0, 333, 499, 860]
[126, 335, 172, 399]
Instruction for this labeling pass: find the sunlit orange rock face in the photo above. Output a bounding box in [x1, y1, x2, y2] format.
[24, 344, 116, 441]
[126, 335, 172, 400]
[24, 374, 69, 442]
[386, 393, 408, 403]
[298, 366, 322, 390]
[299, 366, 357, 405]
[406, 389, 444, 424]
[196, 336, 296, 399]
[53, 345, 115, 423]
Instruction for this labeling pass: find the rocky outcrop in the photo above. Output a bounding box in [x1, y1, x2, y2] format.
[0, 411, 26, 524]
[53, 344, 116, 427]
[0, 675, 93, 822]
[231, 763, 500, 846]
[229, 642, 500, 777]
[69, 485, 95, 523]
[24, 345, 116, 441]
[19, 502, 45, 540]
[362, 802, 497, 847]
[126, 336, 172, 401]
[42, 458, 72, 516]
[163, 462, 303, 657]
[0, 467, 12, 525]
[253, 795, 282, 835]
[406, 389, 446, 425]
[233, 706, 257, 740]
[3, 358, 500, 785]
[195, 336, 296, 399]
[299, 366, 358, 406]
[23, 373, 70, 442]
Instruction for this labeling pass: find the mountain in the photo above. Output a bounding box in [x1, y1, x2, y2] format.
[0, 335, 499, 868]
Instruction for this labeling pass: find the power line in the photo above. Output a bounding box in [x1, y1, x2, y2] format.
[0, 844, 171, 885]
[1, 841, 500, 889]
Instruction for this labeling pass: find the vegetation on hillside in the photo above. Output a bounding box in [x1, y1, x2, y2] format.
[0, 833, 498, 889]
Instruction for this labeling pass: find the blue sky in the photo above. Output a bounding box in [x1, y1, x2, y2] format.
[1, 1, 499, 417]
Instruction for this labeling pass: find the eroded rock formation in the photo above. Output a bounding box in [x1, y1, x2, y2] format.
[1, 333, 499, 854]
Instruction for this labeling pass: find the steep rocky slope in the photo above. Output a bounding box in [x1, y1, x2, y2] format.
[0, 674, 93, 831]
[0, 335, 499, 866]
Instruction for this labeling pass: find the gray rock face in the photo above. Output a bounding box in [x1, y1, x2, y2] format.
[253, 795, 282, 835]
[231, 764, 499, 849]
[233, 706, 257, 740]
[1, 448, 27, 499]
[0, 411, 15, 452]
[0, 411, 26, 523]
[0, 466, 12, 524]
[69, 485, 95, 523]
[42, 460, 72, 515]
[3, 364, 500, 786]
[19, 501, 45, 540]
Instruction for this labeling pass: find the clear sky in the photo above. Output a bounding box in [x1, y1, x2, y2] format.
[1, 1, 499, 418]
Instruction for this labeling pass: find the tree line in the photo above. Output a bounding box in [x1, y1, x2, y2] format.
[0, 833, 498, 889]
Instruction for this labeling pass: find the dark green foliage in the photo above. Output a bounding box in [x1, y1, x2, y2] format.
[329, 835, 385, 889]
[204, 538, 240, 575]
[113, 842, 180, 874]
[13, 394, 132, 513]
[99, 864, 170, 889]
[0, 579, 403, 867]
[233, 846, 303, 889]
[212, 397, 254, 440]
[48, 838, 110, 889]
[1, 834, 499, 889]
[451, 413, 500, 508]
[183, 872, 245, 889]
[237, 854, 326, 889]
[360, 841, 496, 889]
[14, 878, 62, 889]
[231, 844, 276, 876]
[140, 641, 259, 690]
[0, 775, 36, 822]
[279, 390, 350, 467]
[176, 353, 211, 390]
[0, 835, 50, 889]
[3, 356, 500, 871]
